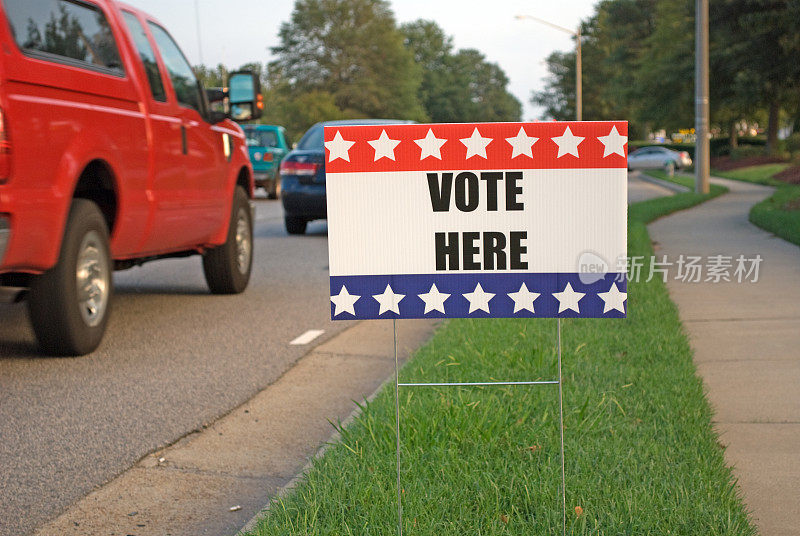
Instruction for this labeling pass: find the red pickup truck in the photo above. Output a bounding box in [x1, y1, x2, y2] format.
[0, 0, 262, 355]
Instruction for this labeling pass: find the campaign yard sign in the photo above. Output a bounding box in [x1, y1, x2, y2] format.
[326, 122, 628, 320]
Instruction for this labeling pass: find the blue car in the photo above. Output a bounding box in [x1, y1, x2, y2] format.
[280, 119, 413, 234]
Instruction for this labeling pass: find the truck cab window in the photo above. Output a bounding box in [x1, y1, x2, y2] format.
[147, 21, 201, 112]
[121, 11, 165, 102]
[3, 0, 124, 74]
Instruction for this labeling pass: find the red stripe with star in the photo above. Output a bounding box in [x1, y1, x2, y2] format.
[324, 121, 628, 173]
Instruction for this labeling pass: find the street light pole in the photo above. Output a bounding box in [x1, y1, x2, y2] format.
[516, 15, 582, 121]
[576, 27, 582, 121]
[695, 0, 710, 194]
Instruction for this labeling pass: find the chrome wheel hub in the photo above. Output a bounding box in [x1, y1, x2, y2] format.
[235, 208, 252, 275]
[76, 230, 109, 327]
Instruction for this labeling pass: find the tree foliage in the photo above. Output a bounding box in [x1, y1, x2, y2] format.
[195, 2, 522, 139]
[401, 20, 522, 123]
[532, 0, 800, 145]
[269, 0, 426, 124]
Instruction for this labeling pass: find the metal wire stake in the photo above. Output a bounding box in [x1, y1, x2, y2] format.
[557, 318, 566, 536]
[393, 318, 403, 536]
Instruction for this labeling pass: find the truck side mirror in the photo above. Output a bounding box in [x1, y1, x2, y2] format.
[228, 71, 263, 122]
[205, 87, 227, 124]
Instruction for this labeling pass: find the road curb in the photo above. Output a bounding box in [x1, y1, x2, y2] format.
[236, 319, 441, 534]
[31, 319, 438, 536]
[637, 171, 691, 193]
[235, 363, 396, 535]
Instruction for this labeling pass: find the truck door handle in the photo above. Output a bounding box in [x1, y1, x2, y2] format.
[181, 125, 187, 155]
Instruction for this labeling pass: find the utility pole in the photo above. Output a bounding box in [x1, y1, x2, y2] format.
[576, 27, 582, 121]
[695, 0, 710, 194]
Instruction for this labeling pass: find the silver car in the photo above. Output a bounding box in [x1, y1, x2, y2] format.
[627, 146, 692, 170]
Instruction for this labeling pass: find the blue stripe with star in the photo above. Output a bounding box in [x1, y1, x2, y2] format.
[330, 273, 627, 320]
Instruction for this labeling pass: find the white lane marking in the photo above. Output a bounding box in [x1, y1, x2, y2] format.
[290, 329, 325, 345]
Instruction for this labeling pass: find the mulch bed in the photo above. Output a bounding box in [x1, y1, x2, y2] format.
[711, 155, 786, 171]
[774, 165, 800, 185]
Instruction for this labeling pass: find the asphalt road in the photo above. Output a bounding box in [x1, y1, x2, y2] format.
[0, 198, 354, 536]
[0, 173, 667, 536]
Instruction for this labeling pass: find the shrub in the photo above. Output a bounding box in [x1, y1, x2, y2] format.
[730, 144, 768, 160]
[783, 132, 800, 156]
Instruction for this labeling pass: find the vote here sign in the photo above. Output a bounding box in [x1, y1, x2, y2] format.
[326, 122, 627, 320]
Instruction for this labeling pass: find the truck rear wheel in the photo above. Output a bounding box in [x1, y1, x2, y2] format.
[28, 199, 112, 356]
[203, 186, 253, 294]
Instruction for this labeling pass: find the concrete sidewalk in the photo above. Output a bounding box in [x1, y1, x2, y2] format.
[628, 171, 679, 203]
[649, 177, 800, 535]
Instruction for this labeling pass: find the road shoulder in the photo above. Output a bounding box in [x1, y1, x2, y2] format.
[33, 319, 438, 536]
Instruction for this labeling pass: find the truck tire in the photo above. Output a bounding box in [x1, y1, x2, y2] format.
[203, 186, 253, 294]
[285, 216, 307, 235]
[28, 199, 113, 356]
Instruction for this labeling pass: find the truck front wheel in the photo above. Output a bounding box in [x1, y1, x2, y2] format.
[203, 186, 253, 294]
[28, 199, 113, 356]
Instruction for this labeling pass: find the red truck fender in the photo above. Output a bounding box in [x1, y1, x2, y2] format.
[207, 122, 254, 247]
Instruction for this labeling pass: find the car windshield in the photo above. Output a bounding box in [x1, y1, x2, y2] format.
[244, 128, 278, 148]
[297, 124, 324, 150]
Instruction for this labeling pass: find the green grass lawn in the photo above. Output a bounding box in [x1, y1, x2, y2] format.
[714, 163, 790, 186]
[247, 185, 754, 535]
[709, 163, 800, 248]
[750, 184, 800, 247]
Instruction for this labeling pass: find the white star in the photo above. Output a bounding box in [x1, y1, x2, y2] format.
[505, 126, 539, 159]
[597, 125, 627, 158]
[367, 129, 401, 161]
[331, 285, 360, 317]
[507, 283, 541, 314]
[373, 284, 405, 315]
[463, 283, 495, 314]
[460, 128, 492, 159]
[418, 283, 450, 314]
[325, 131, 355, 162]
[414, 128, 447, 160]
[552, 126, 585, 158]
[553, 282, 586, 314]
[598, 282, 627, 314]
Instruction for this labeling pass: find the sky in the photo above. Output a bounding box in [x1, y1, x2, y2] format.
[122, 0, 597, 121]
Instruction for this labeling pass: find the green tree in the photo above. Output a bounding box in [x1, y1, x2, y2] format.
[633, 0, 694, 133]
[194, 63, 228, 88]
[261, 87, 347, 140]
[713, 0, 800, 151]
[400, 20, 453, 121]
[531, 19, 622, 125]
[401, 20, 521, 122]
[531, 0, 800, 146]
[270, 0, 427, 122]
[532, 50, 576, 121]
[444, 49, 522, 122]
[532, 1, 657, 137]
